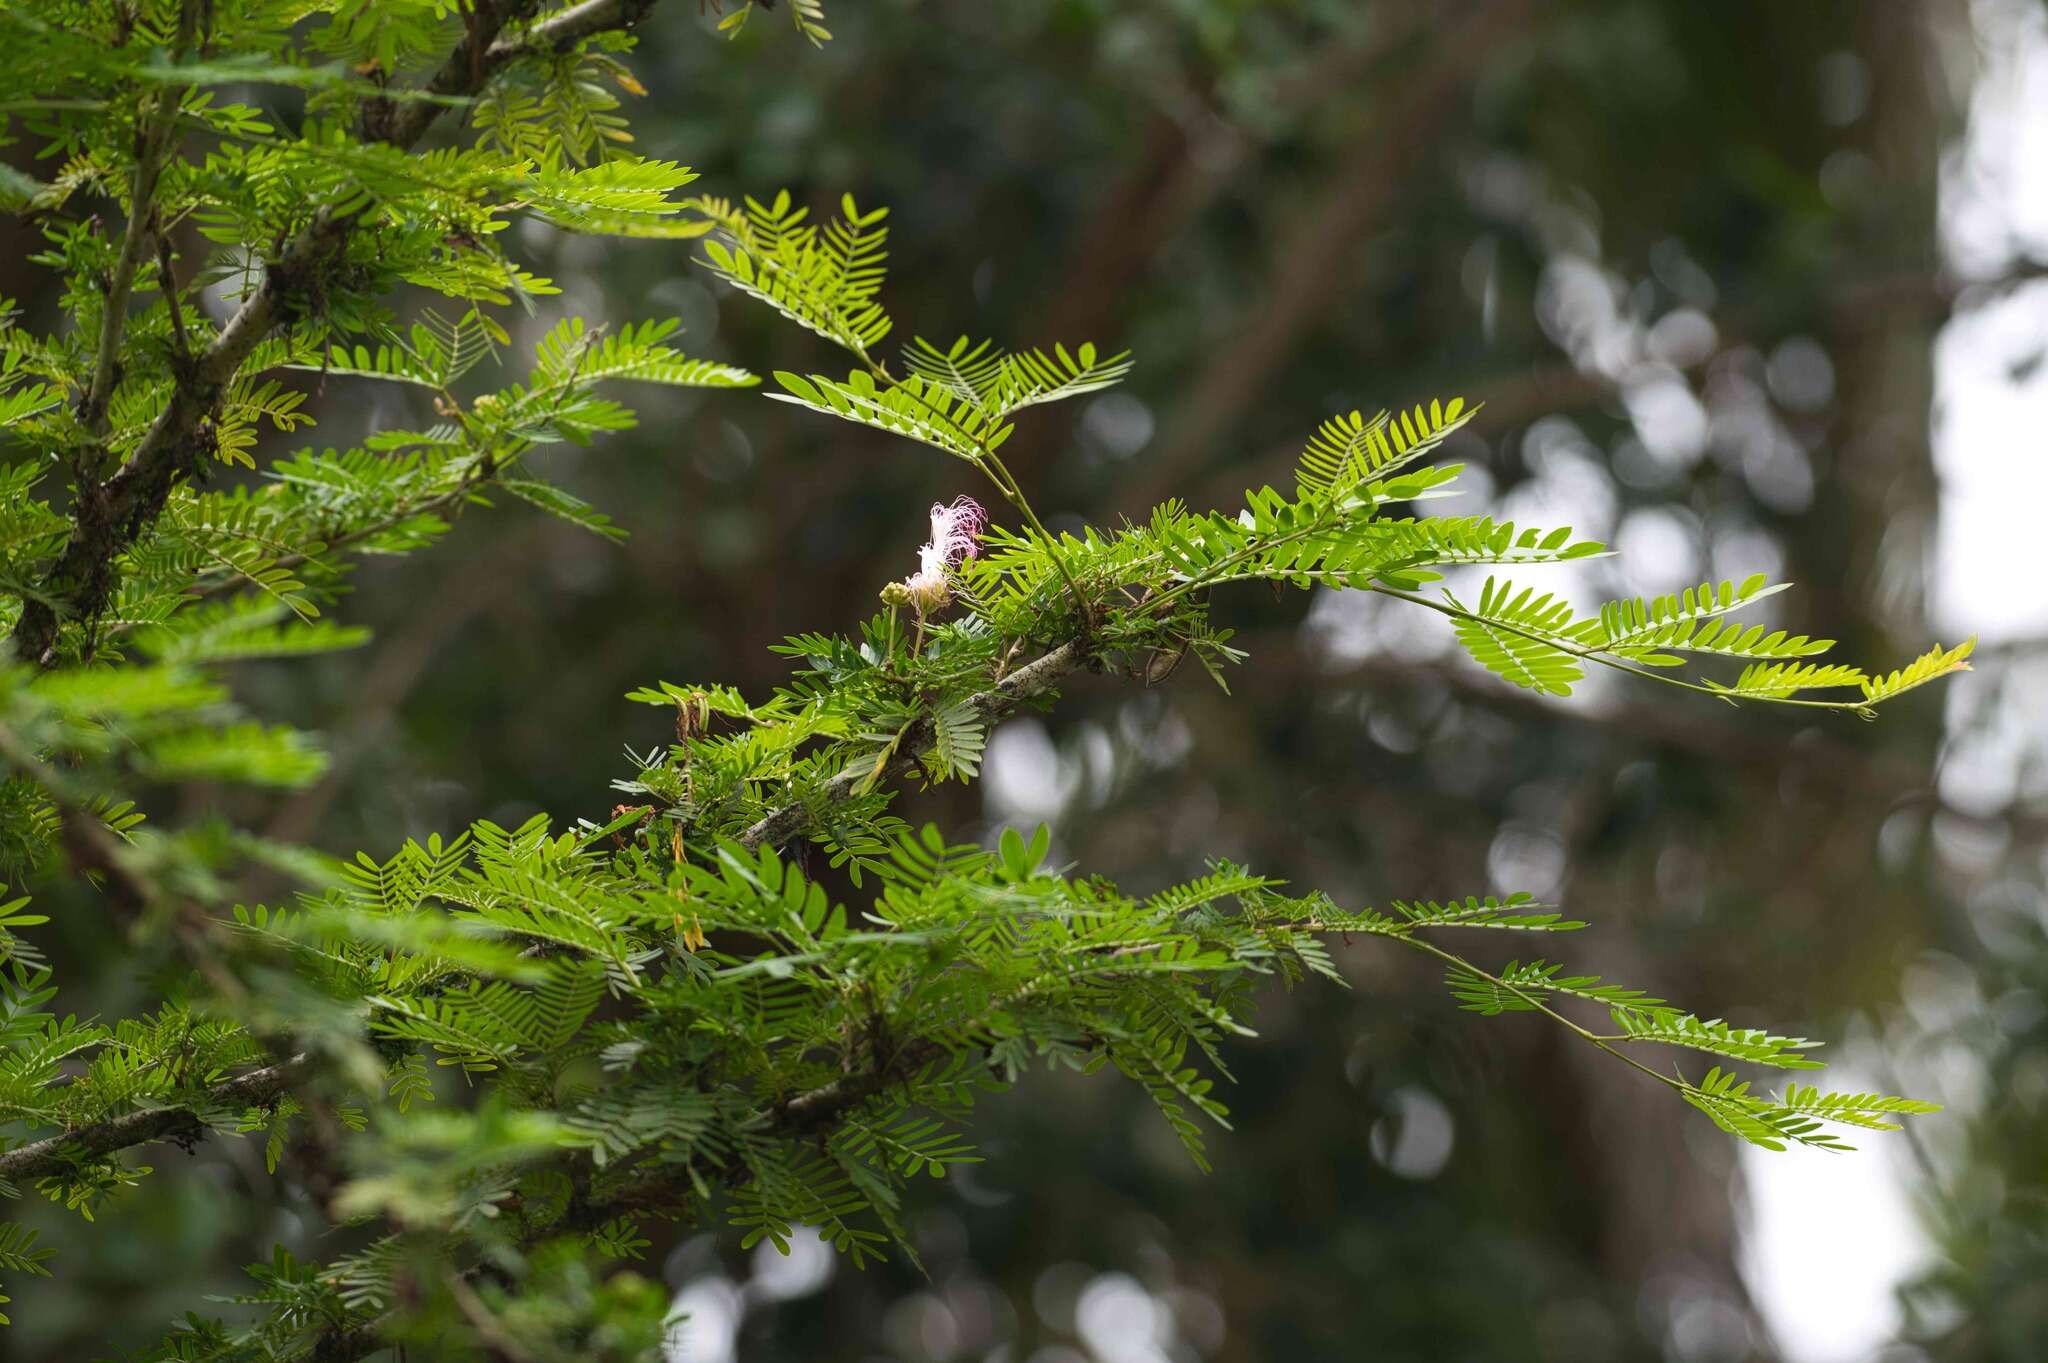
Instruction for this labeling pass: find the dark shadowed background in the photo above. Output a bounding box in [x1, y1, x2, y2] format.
[12, 1, 2048, 1360]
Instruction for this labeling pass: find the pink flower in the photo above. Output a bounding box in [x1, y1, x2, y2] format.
[902, 496, 985, 615]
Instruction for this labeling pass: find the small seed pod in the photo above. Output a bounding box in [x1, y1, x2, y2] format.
[675, 692, 711, 742]
[1145, 639, 1190, 687]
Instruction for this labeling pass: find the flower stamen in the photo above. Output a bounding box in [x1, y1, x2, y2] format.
[894, 496, 985, 617]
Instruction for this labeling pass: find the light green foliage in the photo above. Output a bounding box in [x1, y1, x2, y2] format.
[695, 191, 893, 358]
[714, 0, 831, 46]
[0, 4, 1962, 1360]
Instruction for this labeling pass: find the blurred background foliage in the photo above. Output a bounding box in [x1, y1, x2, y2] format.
[9, 1, 2048, 1360]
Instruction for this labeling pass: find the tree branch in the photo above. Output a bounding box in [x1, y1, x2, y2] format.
[0, 1055, 309, 1184]
[493, 0, 668, 59]
[9, 0, 677, 667]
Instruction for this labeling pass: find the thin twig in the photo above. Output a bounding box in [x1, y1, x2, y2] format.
[77, 0, 204, 448]
[733, 639, 1088, 851]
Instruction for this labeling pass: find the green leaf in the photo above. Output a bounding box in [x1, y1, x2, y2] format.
[1447, 578, 1585, 696]
[1610, 1009, 1824, 1069]
[1295, 398, 1477, 499]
